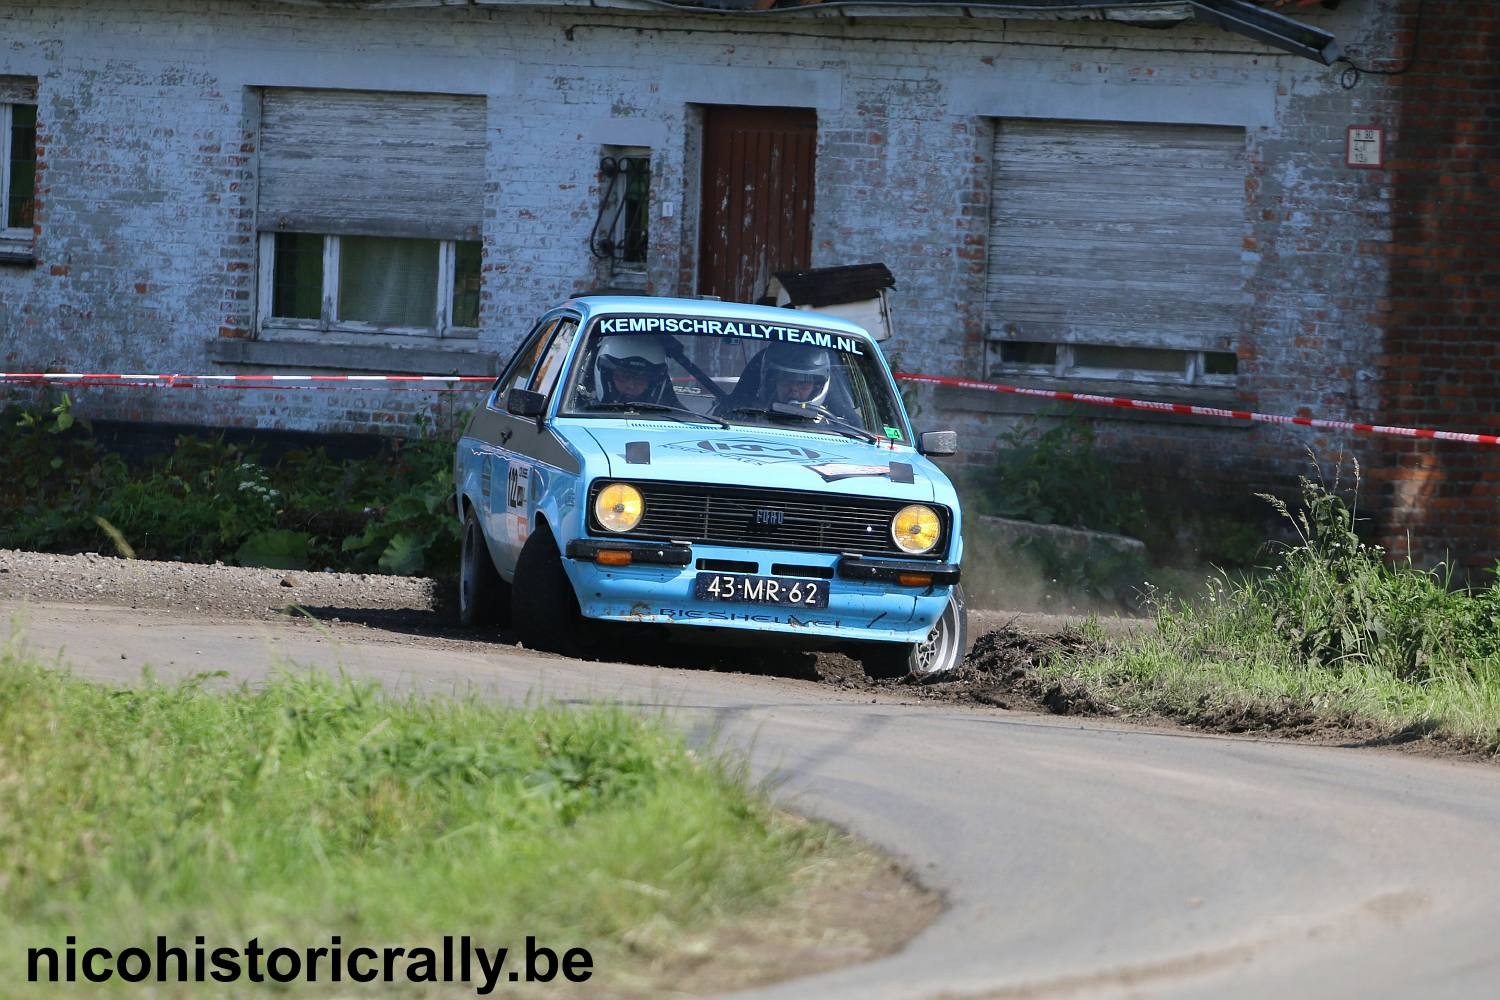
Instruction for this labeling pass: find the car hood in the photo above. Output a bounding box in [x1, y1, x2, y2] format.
[575, 421, 942, 503]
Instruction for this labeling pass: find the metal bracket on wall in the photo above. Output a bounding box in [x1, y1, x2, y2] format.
[1189, 0, 1343, 65]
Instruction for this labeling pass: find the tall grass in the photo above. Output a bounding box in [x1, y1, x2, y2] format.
[1047, 472, 1500, 751]
[0, 648, 829, 989]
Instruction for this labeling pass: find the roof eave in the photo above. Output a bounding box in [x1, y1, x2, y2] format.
[263, 0, 1344, 65]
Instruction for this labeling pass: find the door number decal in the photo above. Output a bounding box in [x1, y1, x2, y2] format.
[506, 464, 530, 511]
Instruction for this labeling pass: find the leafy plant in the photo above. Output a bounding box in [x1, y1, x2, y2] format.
[337, 440, 458, 575]
[982, 414, 1147, 537]
[0, 399, 460, 576]
[0, 394, 127, 552]
[1249, 463, 1500, 680]
[93, 436, 281, 562]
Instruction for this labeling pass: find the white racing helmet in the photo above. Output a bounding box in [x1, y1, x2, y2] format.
[760, 343, 832, 407]
[594, 335, 671, 404]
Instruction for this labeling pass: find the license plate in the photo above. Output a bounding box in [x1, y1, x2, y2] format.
[693, 572, 829, 609]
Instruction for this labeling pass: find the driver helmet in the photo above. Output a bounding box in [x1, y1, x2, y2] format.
[761, 343, 831, 407]
[594, 335, 671, 404]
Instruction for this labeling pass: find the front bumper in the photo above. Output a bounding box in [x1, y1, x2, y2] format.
[562, 539, 957, 644]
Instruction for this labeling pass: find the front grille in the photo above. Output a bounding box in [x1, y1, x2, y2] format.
[588, 480, 947, 558]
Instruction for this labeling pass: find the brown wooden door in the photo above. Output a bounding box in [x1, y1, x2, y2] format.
[698, 107, 816, 303]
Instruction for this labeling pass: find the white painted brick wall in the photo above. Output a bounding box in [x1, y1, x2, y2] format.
[0, 0, 1397, 477]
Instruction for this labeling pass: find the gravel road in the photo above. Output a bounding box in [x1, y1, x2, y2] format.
[0, 548, 443, 619]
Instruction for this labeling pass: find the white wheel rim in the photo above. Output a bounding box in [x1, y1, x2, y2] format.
[913, 595, 960, 676]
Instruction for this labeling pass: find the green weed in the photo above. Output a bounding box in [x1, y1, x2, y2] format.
[1041, 469, 1500, 751]
[0, 395, 127, 551]
[0, 398, 458, 575]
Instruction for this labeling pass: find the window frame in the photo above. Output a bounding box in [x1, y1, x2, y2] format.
[529, 319, 581, 404]
[590, 148, 651, 277]
[486, 316, 563, 413]
[256, 232, 481, 339]
[1, 100, 37, 254]
[989, 341, 1237, 389]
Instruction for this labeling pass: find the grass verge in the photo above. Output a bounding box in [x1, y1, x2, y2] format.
[1027, 475, 1500, 755]
[0, 646, 914, 996]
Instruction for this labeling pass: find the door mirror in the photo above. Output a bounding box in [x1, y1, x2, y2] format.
[919, 430, 958, 457]
[506, 387, 546, 420]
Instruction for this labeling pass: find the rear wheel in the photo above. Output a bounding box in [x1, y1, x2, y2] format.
[860, 584, 968, 679]
[459, 506, 510, 628]
[511, 524, 595, 657]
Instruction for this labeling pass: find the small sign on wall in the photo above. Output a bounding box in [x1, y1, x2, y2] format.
[1346, 125, 1385, 169]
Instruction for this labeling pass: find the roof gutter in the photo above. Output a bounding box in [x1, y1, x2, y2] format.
[1187, 0, 1342, 65]
[590, 0, 1344, 65]
[284, 0, 1345, 66]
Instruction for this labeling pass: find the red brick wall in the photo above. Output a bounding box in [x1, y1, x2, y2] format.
[1373, 0, 1500, 575]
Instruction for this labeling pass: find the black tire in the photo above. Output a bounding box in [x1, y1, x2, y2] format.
[511, 524, 595, 657]
[860, 584, 968, 679]
[459, 506, 511, 628]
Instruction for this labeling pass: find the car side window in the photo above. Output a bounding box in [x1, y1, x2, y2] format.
[844, 357, 906, 439]
[529, 319, 580, 402]
[488, 318, 559, 409]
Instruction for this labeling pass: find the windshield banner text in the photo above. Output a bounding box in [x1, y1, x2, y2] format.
[596, 315, 866, 355]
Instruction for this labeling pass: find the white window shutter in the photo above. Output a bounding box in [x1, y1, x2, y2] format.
[258, 88, 485, 241]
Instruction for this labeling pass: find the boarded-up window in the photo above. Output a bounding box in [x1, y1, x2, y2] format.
[987, 120, 1247, 383]
[258, 88, 485, 241]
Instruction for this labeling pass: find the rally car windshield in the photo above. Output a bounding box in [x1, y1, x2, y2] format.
[561, 314, 911, 444]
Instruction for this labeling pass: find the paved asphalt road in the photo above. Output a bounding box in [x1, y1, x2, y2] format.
[6, 600, 1500, 999]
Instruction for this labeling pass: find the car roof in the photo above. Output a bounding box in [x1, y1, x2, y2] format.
[560, 295, 876, 342]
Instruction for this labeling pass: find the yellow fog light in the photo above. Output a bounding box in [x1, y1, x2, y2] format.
[594, 483, 645, 533]
[891, 505, 941, 555]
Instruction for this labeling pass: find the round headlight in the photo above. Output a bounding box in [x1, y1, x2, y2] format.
[891, 504, 942, 555]
[594, 483, 645, 533]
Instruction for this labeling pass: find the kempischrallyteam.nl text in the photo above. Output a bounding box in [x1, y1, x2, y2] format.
[27, 935, 592, 994]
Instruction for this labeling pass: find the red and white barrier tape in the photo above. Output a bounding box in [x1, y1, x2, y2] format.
[0, 373, 491, 384]
[4, 369, 1497, 447]
[892, 372, 1500, 447]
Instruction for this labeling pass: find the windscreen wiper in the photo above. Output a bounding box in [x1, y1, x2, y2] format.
[583, 401, 730, 429]
[729, 404, 879, 445]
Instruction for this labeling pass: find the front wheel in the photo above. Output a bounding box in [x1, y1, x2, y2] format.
[459, 506, 510, 628]
[860, 584, 968, 679]
[511, 524, 596, 657]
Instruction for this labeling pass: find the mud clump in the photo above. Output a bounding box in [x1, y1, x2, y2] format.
[817, 626, 1113, 716]
[1183, 695, 1325, 736]
[926, 626, 1110, 714]
[812, 652, 873, 690]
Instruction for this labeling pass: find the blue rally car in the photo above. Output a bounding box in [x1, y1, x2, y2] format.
[453, 296, 966, 676]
